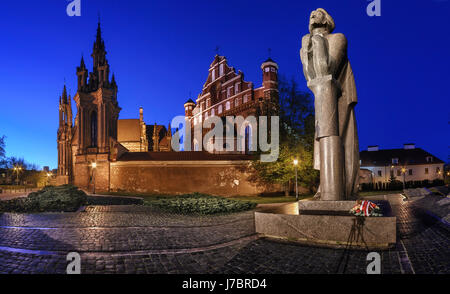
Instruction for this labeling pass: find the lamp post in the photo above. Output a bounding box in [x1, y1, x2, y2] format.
[293, 159, 298, 201]
[91, 162, 97, 194]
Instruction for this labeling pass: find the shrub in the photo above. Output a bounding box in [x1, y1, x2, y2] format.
[0, 185, 87, 213]
[146, 193, 257, 215]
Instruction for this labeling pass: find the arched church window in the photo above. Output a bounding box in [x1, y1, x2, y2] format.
[225, 101, 230, 110]
[90, 111, 98, 147]
[245, 125, 252, 152]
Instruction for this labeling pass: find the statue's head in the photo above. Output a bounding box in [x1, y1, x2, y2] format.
[309, 8, 335, 34]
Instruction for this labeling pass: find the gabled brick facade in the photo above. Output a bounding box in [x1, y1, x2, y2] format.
[184, 55, 279, 152]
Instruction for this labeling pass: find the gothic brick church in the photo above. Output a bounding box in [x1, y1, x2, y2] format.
[56, 22, 280, 195]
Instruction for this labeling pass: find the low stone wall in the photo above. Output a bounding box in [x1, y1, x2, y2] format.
[109, 160, 279, 196]
[0, 188, 38, 194]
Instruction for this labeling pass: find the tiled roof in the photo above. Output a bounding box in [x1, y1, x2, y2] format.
[117, 119, 140, 142]
[360, 148, 444, 167]
[117, 151, 253, 161]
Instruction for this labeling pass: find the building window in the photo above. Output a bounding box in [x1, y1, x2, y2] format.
[436, 167, 440, 173]
[225, 101, 230, 110]
[243, 94, 248, 103]
[212, 69, 216, 81]
[425, 168, 429, 175]
[204, 111, 208, 120]
[201, 102, 205, 112]
[90, 111, 97, 147]
[235, 98, 239, 107]
[227, 87, 232, 98]
[219, 64, 224, 76]
[426, 156, 433, 163]
[377, 170, 382, 177]
[206, 99, 210, 108]
[409, 169, 413, 176]
[235, 83, 239, 94]
[211, 108, 215, 116]
[218, 105, 222, 114]
[392, 158, 398, 164]
[271, 67, 276, 72]
[245, 125, 252, 152]
[265, 67, 270, 72]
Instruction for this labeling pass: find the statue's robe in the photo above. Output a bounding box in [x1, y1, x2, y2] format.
[312, 59, 360, 198]
[300, 32, 360, 199]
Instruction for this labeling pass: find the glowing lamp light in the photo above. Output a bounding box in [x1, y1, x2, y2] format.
[293, 159, 298, 166]
[91, 162, 97, 169]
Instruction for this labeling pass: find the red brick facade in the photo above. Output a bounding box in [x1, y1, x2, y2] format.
[184, 55, 279, 151]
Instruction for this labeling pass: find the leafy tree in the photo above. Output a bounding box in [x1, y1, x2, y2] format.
[250, 75, 319, 194]
[0, 135, 6, 168]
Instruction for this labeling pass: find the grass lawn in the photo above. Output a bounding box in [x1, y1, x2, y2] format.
[106, 190, 405, 203]
[107, 191, 312, 205]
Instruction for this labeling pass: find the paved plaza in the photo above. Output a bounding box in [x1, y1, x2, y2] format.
[0, 195, 448, 274]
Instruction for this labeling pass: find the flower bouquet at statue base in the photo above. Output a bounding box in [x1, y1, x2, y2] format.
[349, 200, 383, 217]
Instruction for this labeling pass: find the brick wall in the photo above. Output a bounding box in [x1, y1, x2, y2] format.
[109, 160, 280, 196]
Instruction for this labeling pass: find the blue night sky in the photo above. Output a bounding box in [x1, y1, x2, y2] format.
[0, 0, 448, 169]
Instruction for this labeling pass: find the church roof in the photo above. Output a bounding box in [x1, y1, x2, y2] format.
[117, 119, 141, 142]
[360, 147, 444, 167]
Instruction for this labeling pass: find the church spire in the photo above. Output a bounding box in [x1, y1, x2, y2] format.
[61, 84, 68, 104]
[91, 18, 107, 70]
[79, 55, 86, 70]
[90, 18, 109, 89]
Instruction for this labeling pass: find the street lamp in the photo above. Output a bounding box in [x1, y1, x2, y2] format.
[91, 162, 97, 194]
[46, 173, 52, 186]
[293, 159, 299, 201]
[13, 165, 22, 186]
[401, 167, 407, 189]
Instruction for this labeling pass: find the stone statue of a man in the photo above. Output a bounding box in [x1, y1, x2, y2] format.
[300, 8, 360, 200]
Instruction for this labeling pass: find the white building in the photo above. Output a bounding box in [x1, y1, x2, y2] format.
[360, 144, 445, 184]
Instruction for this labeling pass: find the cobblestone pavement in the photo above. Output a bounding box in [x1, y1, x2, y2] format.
[0, 196, 448, 274]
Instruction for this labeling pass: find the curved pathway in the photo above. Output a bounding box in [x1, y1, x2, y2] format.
[0, 195, 448, 274]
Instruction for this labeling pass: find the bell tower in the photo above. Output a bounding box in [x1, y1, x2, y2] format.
[71, 20, 121, 192]
[260, 58, 279, 116]
[56, 85, 73, 185]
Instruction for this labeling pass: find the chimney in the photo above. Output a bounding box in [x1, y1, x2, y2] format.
[403, 143, 415, 150]
[368, 145, 379, 152]
[139, 107, 143, 122]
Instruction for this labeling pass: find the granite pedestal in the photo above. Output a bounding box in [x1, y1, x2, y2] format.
[255, 200, 396, 250]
